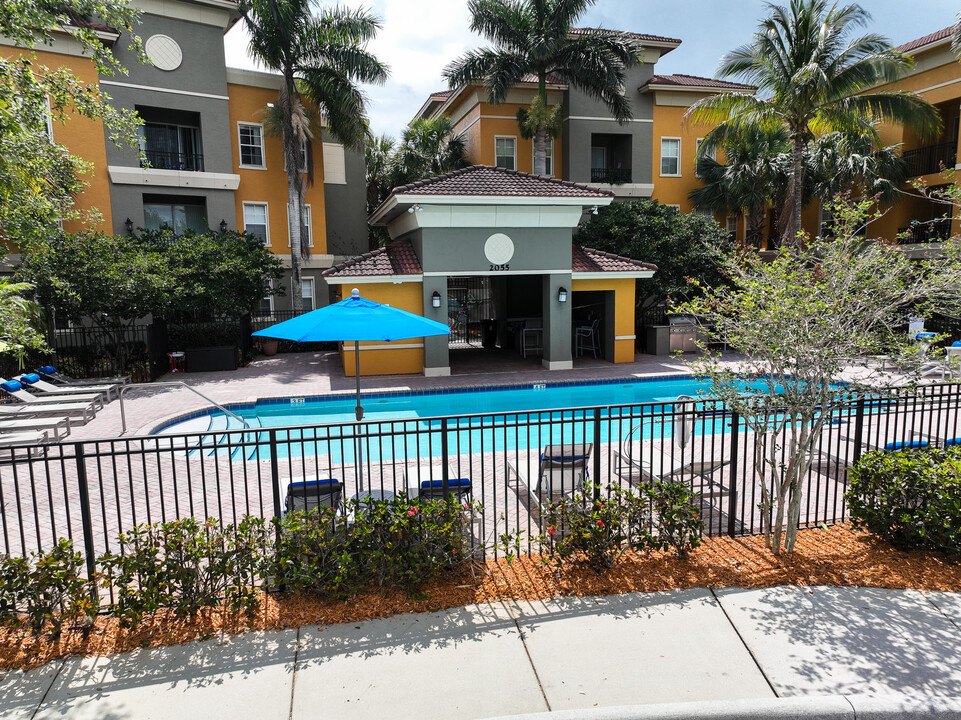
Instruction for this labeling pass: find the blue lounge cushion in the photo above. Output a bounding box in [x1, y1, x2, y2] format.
[19, 373, 40, 384]
[953, 341, 961, 347]
[945, 438, 961, 447]
[38, 366, 57, 374]
[420, 478, 471, 490]
[916, 332, 937, 340]
[287, 479, 340, 493]
[0, 380, 22, 393]
[883, 440, 929, 451]
[541, 453, 588, 462]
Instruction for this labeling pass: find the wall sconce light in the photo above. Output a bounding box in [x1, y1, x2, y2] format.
[590, 205, 599, 215]
[407, 204, 423, 214]
[431, 291, 441, 308]
[219, 219, 228, 233]
[558, 286, 568, 303]
[124, 217, 134, 234]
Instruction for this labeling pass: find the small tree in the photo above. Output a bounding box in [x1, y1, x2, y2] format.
[677, 200, 961, 555]
[575, 200, 732, 317]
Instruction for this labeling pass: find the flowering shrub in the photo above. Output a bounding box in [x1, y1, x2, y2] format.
[541, 486, 634, 569]
[271, 506, 356, 598]
[847, 446, 961, 556]
[638, 480, 704, 559]
[0, 539, 96, 636]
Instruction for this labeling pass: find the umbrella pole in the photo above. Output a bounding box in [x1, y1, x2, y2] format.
[354, 340, 365, 492]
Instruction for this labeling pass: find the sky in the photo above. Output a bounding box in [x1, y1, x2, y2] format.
[223, 0, 960, 140]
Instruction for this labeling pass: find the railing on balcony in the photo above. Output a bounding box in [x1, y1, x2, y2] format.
[142, 149, 205, 172]
[590, 167, 632, 183]
[897, 221, 952, 244]
[902, 141, 957, 177]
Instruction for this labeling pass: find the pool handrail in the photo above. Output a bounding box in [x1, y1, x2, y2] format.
[119, 382, 251, 434]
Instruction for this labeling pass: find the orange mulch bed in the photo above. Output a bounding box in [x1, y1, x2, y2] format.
[1, 523, 958, 673]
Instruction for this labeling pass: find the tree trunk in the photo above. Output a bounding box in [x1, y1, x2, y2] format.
[282, 72, 304, 314]
[532, 74, 548, 176]
[748, 207, 766, 248]
[784, 131, 805, 248]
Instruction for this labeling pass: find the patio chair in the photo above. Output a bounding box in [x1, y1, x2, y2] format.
[0, 415, 71, 440]
[0, 399, 97, 424]
[37, 365, 131, 388]
[614, 398, 730, 498]
[0, 379, 104, 411]
[404, 462, 473, 501]
[22, 371, 119, 401]
[284, 478, 344, 514]
[575, 319, 599, 358]
[534, 443, 593, 496]
[0, 430, 51, 462]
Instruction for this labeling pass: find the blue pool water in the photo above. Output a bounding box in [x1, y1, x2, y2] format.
[156, 375, 780, 463]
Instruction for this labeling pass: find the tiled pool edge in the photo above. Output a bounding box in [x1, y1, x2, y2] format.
[150, 373, 697, 435]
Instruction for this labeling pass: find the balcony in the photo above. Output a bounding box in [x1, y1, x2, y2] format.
[902, 141, 957, 177]
[897, 221, 952, 244]
[590, 167, 632, 184]
[142, 149, 205, 172]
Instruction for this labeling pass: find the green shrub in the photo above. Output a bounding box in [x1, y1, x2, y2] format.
[271, 507, 356, 598]
[847, 446, 961, 556]
[101, 517, 272, 628]
[639, 480, 704, 559]
[0, 540, 96, 636]
[348, 494, 477, 593]
[541, 485, 634, 569]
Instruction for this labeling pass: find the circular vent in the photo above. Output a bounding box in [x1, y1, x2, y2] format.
[484, 233, 515, 265]
[145, 35, 183, 72]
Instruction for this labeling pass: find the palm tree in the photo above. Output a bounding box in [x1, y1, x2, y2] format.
[443, 0, 642, 176]
[952, 11, 961, 59]
[240, 0, 388, 311]
[393, 116, 469, 186]
[806, 129, 907, 205]
[691, 126, 789, 248]
[688, 0, 940, 247]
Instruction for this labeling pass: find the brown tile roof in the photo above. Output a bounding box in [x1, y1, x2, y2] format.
[572, 246, 657, 273]
[66, 12, 117, 34]
[642, 74, 755, 91]
[391, 165, 614, 199]
[322, 239, 422, 279]
[896, 26, 954, 54]
[570, 27, 682, 46]
[429, 89, 454, 100]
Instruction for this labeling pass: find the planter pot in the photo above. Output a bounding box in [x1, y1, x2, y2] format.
[261, 341, 279, 356]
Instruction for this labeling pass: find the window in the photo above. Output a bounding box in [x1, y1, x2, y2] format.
[42, 96, 54, 141]
[660, 138, 680, 176]
[285, 141, 309, 173]
[301, 277, 315, 312]
[287, 203, 313, 247]
[532, 136, 553, 176]
[695, 138, 714, 178]
[243, 202, 269, 245]
[323, 142, 346, 184]
[258, 280, 274, 316]
[143, 197, 207, 233]
[238, 123, 265, 168]
[495, 136, 516, 170]
[694, 208, 714, 220]
[727, 214, 739, 241]
[819, 203, 834, 238]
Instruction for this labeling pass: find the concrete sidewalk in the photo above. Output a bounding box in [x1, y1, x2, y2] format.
[2, 586, 960, 720]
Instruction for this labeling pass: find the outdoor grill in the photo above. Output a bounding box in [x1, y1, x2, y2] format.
[666, 313, 699, 353]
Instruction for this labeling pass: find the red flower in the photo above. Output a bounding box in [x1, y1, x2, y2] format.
[547, 527, 556, 536]
[693, 513, 699, 519]
[596, 520, 604, 528]
[407, 507, 417, 517]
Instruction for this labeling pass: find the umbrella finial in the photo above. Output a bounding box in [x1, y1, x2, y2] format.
[351, 288, 360, 298]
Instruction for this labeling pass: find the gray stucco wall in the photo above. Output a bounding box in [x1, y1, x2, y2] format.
[562, 61, 656, 186]
[419, 227, 574, 274]
[321, 129, 369, 258]
[116, 186, 236, 236]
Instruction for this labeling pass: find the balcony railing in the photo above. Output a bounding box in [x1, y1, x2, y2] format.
[897, 221, 952, 244]
[142, 149, 205, 172]
[590, 167, 632, 184]
[902, 141, 957, 177]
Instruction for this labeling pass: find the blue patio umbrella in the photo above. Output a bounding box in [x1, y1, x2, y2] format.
[252, 288, 450, 422]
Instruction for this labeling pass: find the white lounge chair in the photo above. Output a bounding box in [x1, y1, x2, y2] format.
[508, 443, 593, 499]
[0, 430, 51, 461]
[0, 379, 104, 411]
[19, 372, 116, 402]
[0, 416, 70, 439]
[0, 401, 97, 424]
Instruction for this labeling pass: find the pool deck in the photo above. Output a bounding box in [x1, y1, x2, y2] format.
[70, 348, 744, 440]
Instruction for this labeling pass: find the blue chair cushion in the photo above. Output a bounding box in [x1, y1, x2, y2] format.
[420, 478, 471, 490]
[884, 440, 929, 451]
[0, 380, 22, 392]
[916, 332, 937, 340]
[953, 341, 961, 347]
[287, 479, 341, 493]
[38, 366, 57, 374]
[541, 453, 589, 462]
[945, 438, 961, 447]
[19, 373, 40, 384]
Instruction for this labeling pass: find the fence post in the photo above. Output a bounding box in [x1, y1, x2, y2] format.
[851, 397, 865, 468]
[726, 411, 740, 537]
[74, 443, 99, 606]
[440, 418, 450, 497]
[268, 430, 282, 540]
[593, 408, 602, 500]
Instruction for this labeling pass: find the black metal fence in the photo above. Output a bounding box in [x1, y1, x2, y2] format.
[902, 141, 957, 178]
[3, 382, 960, 600]
[48, 324, 162, 382]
